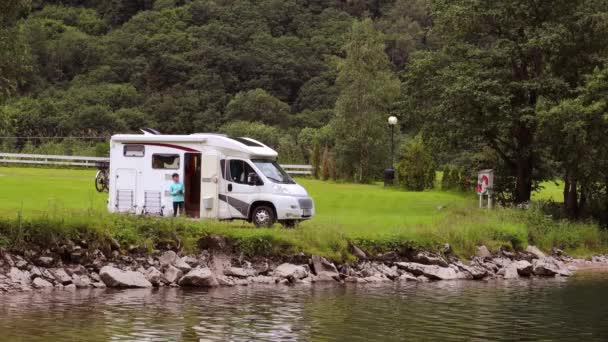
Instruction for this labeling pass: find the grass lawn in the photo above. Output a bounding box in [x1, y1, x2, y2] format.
[0, 166, 606, 260]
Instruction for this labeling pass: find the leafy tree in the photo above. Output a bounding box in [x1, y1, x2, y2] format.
[0, 0, 32, 101]
[225, 88, 291, 127]
[321, 144, 330, 181]
[405, 0, 608, 203]
[310, 141, 321, 179]
[397, 136, 436, 191]
[333, 18, 400, 182]
[539, 66, 608, 219]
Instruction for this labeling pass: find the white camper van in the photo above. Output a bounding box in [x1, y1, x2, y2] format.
[107, 132, 314, 227]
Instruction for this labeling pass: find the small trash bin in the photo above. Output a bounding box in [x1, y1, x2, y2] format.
[384, 168, 395, 186]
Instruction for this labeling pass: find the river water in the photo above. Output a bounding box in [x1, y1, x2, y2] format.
[0, 273, 607, 341]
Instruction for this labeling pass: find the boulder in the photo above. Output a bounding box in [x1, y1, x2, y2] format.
[533, 257, 572, 277]
[158, 251, 178, 267]
[452, 261, 488, 280]
[514, 260, 533, 277]
[36, 256, 54, 268]
[272, 263, 308, 279]
[32, 277, 53, 289]
[145, 267, 163, 286]
[179, 268, 219, 287]
[348, 243, 367, 260]
[163, 265, 183, 284]
[502, 263, 519, 279]
[395, 262, 468, 281]
[476, 245, 492, 259]
[65, 264, 87, 277]
[49, 268, 72, 285]
[311, 255, 338, 275]
[198, 235, 229, 251]
[312, 272, 339, 282]
[224, 267, 256, 278]
[411, 252, 449, 267]
[99, 266, 152, 288]
[526, 245, 546, 259]
[9, 267, 31, 285]
[398, 272, 419, 282]
[71, 274, 92, 288]
[249, 275, 277, 284]
[359, 262, 399, 279]
[174, 257, 192, 273]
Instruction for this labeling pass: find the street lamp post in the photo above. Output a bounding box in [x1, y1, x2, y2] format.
[385, 116, 398, 186]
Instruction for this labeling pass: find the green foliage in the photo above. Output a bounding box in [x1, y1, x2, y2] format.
[225, 89, 290, 127]
[333, 19, 400, 182]
[310, 142, 321, 179]
[397, 136, 436, 191]
[321, 145, 330, 181]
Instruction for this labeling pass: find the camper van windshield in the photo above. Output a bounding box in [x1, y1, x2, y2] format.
[252, 160, 295, 184]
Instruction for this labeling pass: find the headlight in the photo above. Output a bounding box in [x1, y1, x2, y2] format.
[272, 184, 290, 194]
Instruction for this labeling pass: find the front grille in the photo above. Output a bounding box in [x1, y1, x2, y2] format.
[298, 198, 313, 209]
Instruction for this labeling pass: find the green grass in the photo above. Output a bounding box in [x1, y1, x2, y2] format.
[0, 166, 606, 261]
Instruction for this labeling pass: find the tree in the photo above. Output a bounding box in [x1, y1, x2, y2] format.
[397, 136, 436, 191]
[539, 66, 608, 219]
[224, 88, 291, 127]
[311, 141, 321, 179]
[321, 144, 330, 180]
[0, 0, 31, 101]
[333, 18, 400, 183]
[405, 0, 608, 203]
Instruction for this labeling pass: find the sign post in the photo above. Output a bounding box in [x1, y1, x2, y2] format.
[477, 169, 494, 209]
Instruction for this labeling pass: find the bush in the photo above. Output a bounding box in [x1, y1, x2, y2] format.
[397, 136, 436, 191]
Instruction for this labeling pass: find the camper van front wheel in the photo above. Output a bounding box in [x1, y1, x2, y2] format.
[251, 206, 275, 228]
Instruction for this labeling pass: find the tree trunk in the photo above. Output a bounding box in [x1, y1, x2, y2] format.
[564, 175, 579, 219]
[513, 124, 534, 204]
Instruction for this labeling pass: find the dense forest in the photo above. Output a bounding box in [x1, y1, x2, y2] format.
[2, 0, 608, 221]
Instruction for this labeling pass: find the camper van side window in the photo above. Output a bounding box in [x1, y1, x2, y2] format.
[124, 144, 145, 157]
[152, 154, 180, 169]
[229, 160, 259, 185]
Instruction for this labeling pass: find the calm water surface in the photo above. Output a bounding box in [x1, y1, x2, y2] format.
[0, 273, 607, 341]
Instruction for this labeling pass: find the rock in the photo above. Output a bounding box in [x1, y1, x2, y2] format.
[249, 275, 277, 284]
[272, 263, 308, 279]
[348, 243, 367, 260]
[174, 257, 192, 273]
[411, 252, 449, 267]
[360, 274, 391, 283]
[491, 257, 512, 268]
[158, 251, 178, 267]
[514, 260, 533, 277]
[163, 265, 183, 284]
[99, 266, 152, 288]
[63, 284, 77, 291]
[182, 255, 199, 267]
[359, 262, 399, 279]
[179, 268, 219, 287]
[92, 282, 107, 288]
[502, 263, 519, 279]
[72, 274, 92, 288]
[224, 267, 256, 278]
[417, 275, 430, 282]
[110, 238, 121, 251]
[36, 256, 54, 267]
[395, 262, 468, 281]
[312, 271, 339, 282]
[311, 255, 339, 275]
[526, 245, 546, 259]
[198, 235, 229, 251]
[32, 277, 53, 289]
[145, 267, 163, 286]
[442, 243, 452, 254]
[49, 268, 73, 285]
[533, 257, 572, 277]
[476, 246, 492, 259]
[398, 272, 419, 282]
[65, 264, 87, 277]
[216, 275, 235, 287]
[3, 253, 15, 267]
[15, 259, 28, 270]
[452, 261, 488, 280]
[9, 267, 31, 285]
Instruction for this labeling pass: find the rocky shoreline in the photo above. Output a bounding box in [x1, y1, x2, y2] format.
[2, 236, 607, 293]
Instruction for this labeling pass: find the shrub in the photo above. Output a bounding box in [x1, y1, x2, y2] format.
[397, 136, 436, 191]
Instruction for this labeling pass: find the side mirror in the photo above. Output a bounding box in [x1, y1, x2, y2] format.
[247, 172, 259, 186]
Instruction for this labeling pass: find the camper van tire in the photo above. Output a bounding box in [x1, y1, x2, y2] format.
[251, 205, 276, 228]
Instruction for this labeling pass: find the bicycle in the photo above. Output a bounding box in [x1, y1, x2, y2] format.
[95, 162, 110, 192]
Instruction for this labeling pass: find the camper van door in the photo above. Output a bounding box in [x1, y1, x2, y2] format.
[200, 153, 220, 219]
[225, 159, 259, 218]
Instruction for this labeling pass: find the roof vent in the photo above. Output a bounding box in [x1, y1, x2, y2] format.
[140, 128, 162, 135]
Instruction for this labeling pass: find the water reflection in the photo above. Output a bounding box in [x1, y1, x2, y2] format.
[0, 274, 607, 341]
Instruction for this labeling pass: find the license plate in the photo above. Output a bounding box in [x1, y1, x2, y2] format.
[302, 209, 312, 217]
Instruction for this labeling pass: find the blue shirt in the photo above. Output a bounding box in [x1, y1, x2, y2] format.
[169, 182, 185, 202]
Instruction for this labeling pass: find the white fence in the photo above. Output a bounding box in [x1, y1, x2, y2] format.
[0, 153, 312, 175]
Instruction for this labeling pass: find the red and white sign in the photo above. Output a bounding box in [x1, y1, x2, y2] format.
[477, 169, 494, 195]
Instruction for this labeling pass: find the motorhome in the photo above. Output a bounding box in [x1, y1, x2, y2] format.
[107, 132, 314, 227]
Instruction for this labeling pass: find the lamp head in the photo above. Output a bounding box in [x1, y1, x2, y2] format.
[388, 116, 398, 125]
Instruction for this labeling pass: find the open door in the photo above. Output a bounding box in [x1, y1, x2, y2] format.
[184, 153, 201, 218]
[201, 153, 220, 219]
